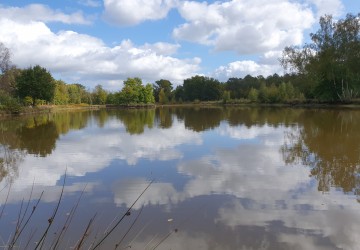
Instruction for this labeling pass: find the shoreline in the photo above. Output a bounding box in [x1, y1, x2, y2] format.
[0, 104, 103, 117]
[2, 101, 360, 117]
[157, 101, 360, 109]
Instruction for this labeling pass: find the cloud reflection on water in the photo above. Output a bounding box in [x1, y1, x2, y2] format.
[1, 108, 360, 249]
[0, 117, 202, 201]
[113, 122, 360, 249]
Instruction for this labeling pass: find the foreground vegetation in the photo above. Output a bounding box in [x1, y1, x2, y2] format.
[0, 13, 359, 114]
[0, 174, 157, 249]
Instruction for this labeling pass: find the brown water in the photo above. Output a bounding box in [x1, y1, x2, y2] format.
[0, 107, 359, 249]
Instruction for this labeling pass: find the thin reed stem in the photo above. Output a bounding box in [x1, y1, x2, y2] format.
[52, 183, 88, 250]
[75, 212, 97, 250]
[23, 228, 37, 250]
[150, 202, 206, 250]
[114, 205, 144, 249]
[9, 191, 44, 249]
[0, 183, 9, 194]
[18, 179, 36, 230]
[35, 171, 67, 250]
[151, 230, 174, 250]
[8, 181, 37, 249]
[127, 220, 152, 248]
[91, 179, 153, 250]
[0, 183, 11, 221]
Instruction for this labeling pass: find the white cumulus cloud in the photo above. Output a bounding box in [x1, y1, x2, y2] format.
[103, 0, 178, 26]
[0, 4, 91, 24]
[214, 60, 282, 80]
[0, 17, 200, 89]
[306, 0, 344, 17]
[174, 0, 315, 54]
[140, 42, 181, 56]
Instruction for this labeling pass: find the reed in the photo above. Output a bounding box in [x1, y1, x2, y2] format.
[0, 176, 161, 250]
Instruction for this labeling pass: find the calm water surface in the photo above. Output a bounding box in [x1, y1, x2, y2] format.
[0, 107, 360, 249]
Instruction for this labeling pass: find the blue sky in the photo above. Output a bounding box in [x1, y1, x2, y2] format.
[0, 0, 358, 90]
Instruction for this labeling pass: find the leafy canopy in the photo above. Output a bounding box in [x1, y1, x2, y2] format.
[281, 13, 360, 102]
[16, 65, 55, 105]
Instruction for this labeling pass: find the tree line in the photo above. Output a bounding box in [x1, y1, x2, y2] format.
[0, 13, 359, 113]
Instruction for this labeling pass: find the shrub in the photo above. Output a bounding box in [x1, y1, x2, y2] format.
[248, 88, 259, 102]
[222, 90, 231, 104]
[0, 91, 22, 113]
[23, 96, 33, 106]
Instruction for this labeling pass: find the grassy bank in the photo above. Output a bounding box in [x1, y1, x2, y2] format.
[0, 104, 104, 117]
[3, 99, 360, 117]
[106, 103, 156, 109]
[156, 98, 360, 109]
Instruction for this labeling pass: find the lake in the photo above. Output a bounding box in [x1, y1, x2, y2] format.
[0, 107, 359, 249]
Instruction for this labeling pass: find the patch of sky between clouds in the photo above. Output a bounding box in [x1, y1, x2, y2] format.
[78, 0, 102, 8]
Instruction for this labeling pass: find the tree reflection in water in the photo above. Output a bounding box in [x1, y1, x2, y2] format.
[17, 118, 59, 157]
[0, 107, 360, 249]
[0, 145, 24, 183]
[0, 111, 93, 183]
[115, 109, 155, 134]
[281, 109, 360, 199]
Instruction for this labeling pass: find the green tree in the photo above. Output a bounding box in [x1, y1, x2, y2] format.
[0, 67, 22, 97]
[153, 79, 173, 102]
[278, 82, 288, 102]
[225, 76, 262, 99]
[265, 73, 282, 86]
[267, 84, 280, 103]
[0, 90, 21, 113]
[143, 83, 155, 104]
[121, 78, 143, 104]
[92, 84, 108, 104]
[278, 82, 297, 102]
[173, 85, 184, 102]
[248, 88, 259, 102]
[258, 83, 269, 103]
[281, 13, 360, 102]
[67, 83, 90, 104]
[118, 78, 155, 105]
[53, 80, 69, 105]
[222, 90, 231, 104]
[16, 65, 55, 105]
[183, 75, 222, 101]
[106, 92, 116, 104]
[158, 88, 167, 104]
